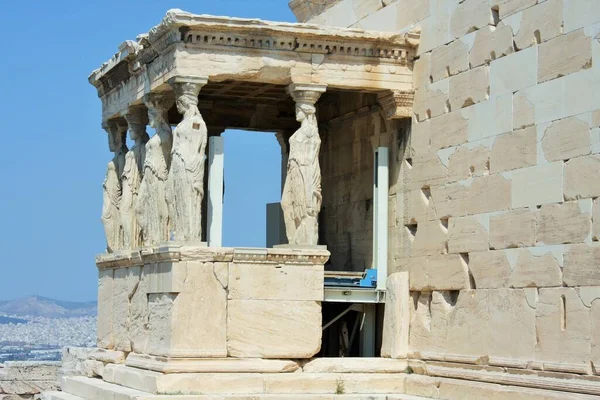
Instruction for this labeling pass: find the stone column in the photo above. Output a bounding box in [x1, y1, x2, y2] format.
[101, 120, 128, 253]
[281, 84, 327, 246]
[121, 106, 150, 249]
[137, 92, 174, 246]
[166, 76, 209, 243]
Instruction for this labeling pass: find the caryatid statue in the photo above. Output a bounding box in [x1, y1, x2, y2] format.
[136, 92, 174, 246]
[281, 84, 326, 246]
[166, 76, 208, 242]
[121, 106, 150, 249]
[101, 121, 128, 253]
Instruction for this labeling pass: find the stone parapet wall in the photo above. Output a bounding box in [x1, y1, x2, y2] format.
[0, 362, 60, 399]
[95, 246, 328, 360]
[307, 0, 600, 378]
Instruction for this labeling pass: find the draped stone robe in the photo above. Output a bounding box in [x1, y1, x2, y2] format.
[102, 150, 126, 252]
[281, 122, 322, 245]
[166, 113, 207, 241]
[121, 143, 146, 248]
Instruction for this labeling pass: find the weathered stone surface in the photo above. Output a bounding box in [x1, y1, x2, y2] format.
[147, 261, 227, 358]
[129, 264, 150, 355]
[430, 182, 468, 219]
[409, 254, 470, 290]
[509, 0, 563, 51]
[538, 29, 592, 83]
[410, 289, 535, 362]
[125, 353, 299, 373]
[410, 152, 448, 190]
[563, 0, 600, 33]
[264, 373, 406, 394]
[542, 116, 591, 161]
[593, 299, 600, 372]
[381, 272, 409, 359]
[565, 154, 600, 200]
[594, 198, 600, 241]
[89, 350, 126, 364]
[82, 360, 104, 378]
[537, 201, 592, 245]
[413, 52, 431, 90]
[535, 287, 592, 370]
[467, 174, 511, 214]
[449, 66, 489, 110]
[490, 126, 537, 173]
[228, 263, 323, 301]
[513, 92, 535, 130]
[490, 47, 537, 97]
[506, 161, 564, 208]
[303, 357, 408, 373]
[60, 347, 96, 377]
[451, 0, 493, 38]
[227, 300, 321, 358]
[470, 24, 515, 68]
[0, 362, 60, 381]
[465, 93, 513, 141]
[112, 267, 141, 352]
[491, 0, 538, 19]
[469, 250, 511, 289]
[448, 215, 489, 253]
[429, 110, 469, 151]
[509, 249, 562, 288]
[490, 208, 536, 249]
[405, 188, 435, 224]
[563, 243, 600, 286]
[97, 269, 113, 349]
[430, 40, 469, 82]
[447, 146, 489, 182]
[413, 85, 449, 121]
[410, 219, 448, 257]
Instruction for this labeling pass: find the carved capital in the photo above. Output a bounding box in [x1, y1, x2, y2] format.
[144, 91, 175, 112]
[287, 83, 327, 107]
[102, 120, 127, 153]
[168, 76, 208, 101]
[377, 89, 414, 120]
[124, 105, 149, 126]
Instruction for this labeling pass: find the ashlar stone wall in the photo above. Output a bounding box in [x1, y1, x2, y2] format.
[309, 0, 600, 375]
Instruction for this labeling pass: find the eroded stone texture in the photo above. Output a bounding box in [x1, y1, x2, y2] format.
[469, 24, 515, 68]
[429, 110, 469, 151]
[538, 29, 592, 83]
[430, 40, 469, 82]
[430, 182, 468, 219]
[448, 215, 489, 253]
[410, 152, 448, 189]
[467, 174, 511, 214]
[563, 244, 600, 286]
[564, 154, 600, 200]
[537, 201, 592, 245]
[227, 300, 321, 358]
[491, 0, 538, 19]
[129, 266, 150, 354]
[594, 199, 600, 241]
[535, 287, 592, 370]
[409, 254, 470, 290]
[511, 0, 563, 51]
[381, 272, 409, 358]
[509, 249, 563, 288]
[97, 269, 114, 349]
[507, 162, 564, 208]
[112, 267, 141, 352]
[451, 0, 494, 38]
[469, 250, 511, 288]
[147, 261, 227, 358]
[449, 66, 490, 110]
[410, 219, 448, 257]
[413, 86, 449, 121]
[542, 116, 591, 161]
[490, 208, 536, 249]
[513, 92, 535, 130]
[490, 126, 537, 173]
[447, 146, 490, 182]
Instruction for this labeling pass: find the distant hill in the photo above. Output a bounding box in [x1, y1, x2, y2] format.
[0, 296, 97, 318]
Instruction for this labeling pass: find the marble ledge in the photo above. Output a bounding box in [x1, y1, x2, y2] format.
[95, 244, 330, 269]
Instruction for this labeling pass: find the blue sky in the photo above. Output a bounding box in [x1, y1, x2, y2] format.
[0, 1, 295, 302]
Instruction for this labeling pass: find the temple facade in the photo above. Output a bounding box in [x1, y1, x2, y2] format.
[44, 1, 600, 399]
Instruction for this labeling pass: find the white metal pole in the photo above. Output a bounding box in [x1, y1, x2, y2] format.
[208, 136, 224, 247]
[376, 146, 389, 291]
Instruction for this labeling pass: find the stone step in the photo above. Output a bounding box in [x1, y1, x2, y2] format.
[44, 391, 86, 400]
[60, 376, 152, 400]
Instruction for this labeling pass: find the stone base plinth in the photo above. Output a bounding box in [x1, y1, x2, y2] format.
[43, 356, 600, 400]
[94, 245, 329, 359]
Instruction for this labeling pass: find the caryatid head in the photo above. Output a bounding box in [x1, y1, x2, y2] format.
[143, 92, 174, 129]
[103, 120, 126, 153]
[124, 106, 150, 143]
